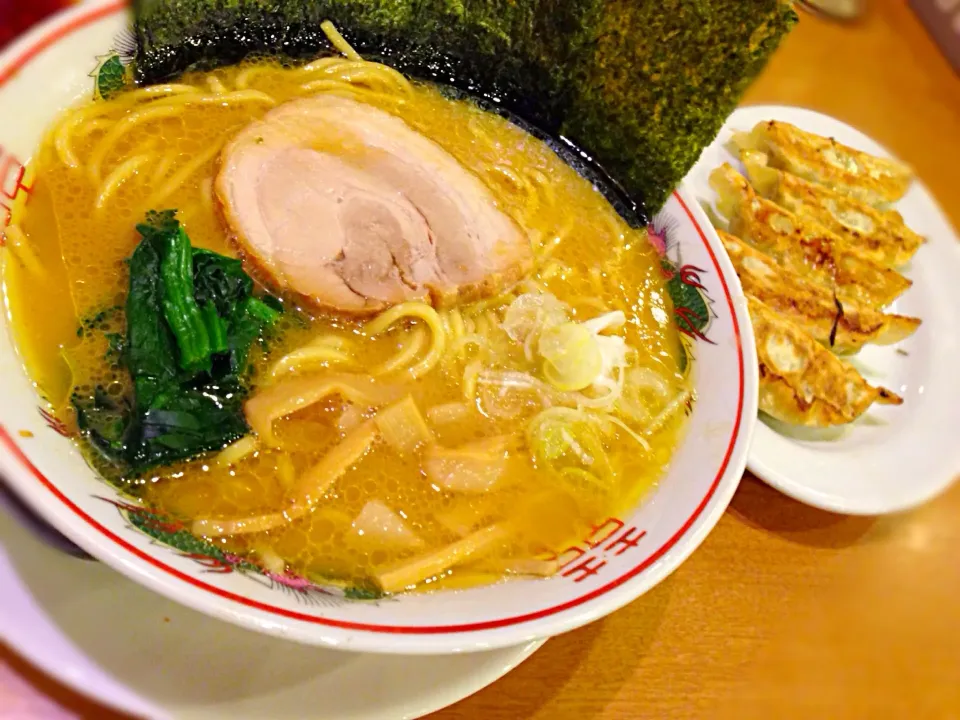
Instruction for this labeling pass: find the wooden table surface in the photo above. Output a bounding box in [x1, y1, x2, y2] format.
[3, 3, 960, 718]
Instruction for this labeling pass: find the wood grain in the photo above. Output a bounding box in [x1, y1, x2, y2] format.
[435, 6, 960, 718]
[3, 3, 960, 718]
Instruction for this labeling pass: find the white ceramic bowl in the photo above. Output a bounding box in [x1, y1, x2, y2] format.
[0, 0, 758, 654]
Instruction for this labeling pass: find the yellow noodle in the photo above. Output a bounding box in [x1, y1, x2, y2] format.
[147, 143, 222, 208]
[231, 68, 257, 90]
[473, 313, 492, 337]
[214, 436, 259, 467]
[554, 214, 576, 242]
[95, 154, 151, 211]
[333, 64, 396, 85]
[366, 303, 446, 380]
[530, 168, 555, 208]
[365, 302, 440, 337]
[342, 59, 411, 91]
[407, 331, 446, 380]
[353, 90, 411, 108]
[446, 309, 465, 341]
[311, 335, 357, 352]
[321, 19, 363, 61]
[295, 56, 354, 78]
[269, 344, 356, 380]
[450, 334, 487, 360]
[206, 75, 227, 93]
[301, 64, 410, 95]
[462, 359, 482, 401]
[54, 103, 113, 167]
[149, 152, 175, 185]
[466, 116, 500, 153]
[438, 315, 457, 373]
[300, 78, 357, 94]
[2, 224, 44, 277]
[75, 118, 111, 139]
[154, 89, 276, 108]
[490, 164, 529, 194]
[88, 104, 183, 183]
[372, 325, 427, 377]
[489, 164, 540, 216]
[123, 84, 201, 102]
[89, 85, 275, 181]
[462, 291, 515, 317]
[298, 83, 408, 111]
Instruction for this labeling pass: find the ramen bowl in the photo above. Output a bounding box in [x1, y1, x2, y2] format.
[0, 0, 758, 654]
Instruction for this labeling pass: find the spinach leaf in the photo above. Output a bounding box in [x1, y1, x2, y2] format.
[126, 220, 179, 408]
[192, 248, 279, 375]
[192, 248, 252, 316]
[72, 387, 131, 464]
[138, 384, 248, 458]
[74, 210, 280, 476]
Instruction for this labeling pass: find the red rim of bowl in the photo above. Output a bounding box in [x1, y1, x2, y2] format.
[0, 0, 750, 643]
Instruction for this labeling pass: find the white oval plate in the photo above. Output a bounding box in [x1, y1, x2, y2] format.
[0, 509, 543, 720]
[687, 105, 960, 515]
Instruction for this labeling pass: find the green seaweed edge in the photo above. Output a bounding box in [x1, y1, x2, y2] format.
[131, 0, 798, 213]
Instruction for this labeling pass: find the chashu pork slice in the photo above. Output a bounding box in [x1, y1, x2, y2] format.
[216, 94, 532, 315]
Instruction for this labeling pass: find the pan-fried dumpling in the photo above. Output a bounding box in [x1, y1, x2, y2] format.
[741, 150, 923, 268]
[710, 164, 911, 308]
[720, 230, 920, 354]
[730, 120, 913, 208]
[747, 296, 902, 427]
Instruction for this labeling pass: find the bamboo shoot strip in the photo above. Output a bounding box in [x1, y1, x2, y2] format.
[423, 435, 515, 493]
[245, 373, 400, 446]
[192, 421, 378, 537]
[214, 436, 259, 467]
[374, 523, 511, 593]
[353, 500, 425, 550]
[374, 395, 433, 456]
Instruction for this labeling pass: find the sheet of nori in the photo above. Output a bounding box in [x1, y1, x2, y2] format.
[132, 0, 797, 215]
